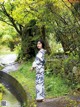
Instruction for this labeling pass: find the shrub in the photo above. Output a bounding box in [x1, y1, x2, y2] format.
[45, 53, 80, 89]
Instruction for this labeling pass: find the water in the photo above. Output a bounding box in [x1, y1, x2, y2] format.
[0, 88, 21, 107]
[0, 54, 20, 73]
[2, 63, 19, 73]
[0, 54, 17, 65]
[0, 54, 23, 107]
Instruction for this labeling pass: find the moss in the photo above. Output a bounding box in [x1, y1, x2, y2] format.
[0, 84, 5, 101]
[0, 84, 5, 93]
[0, 92, 3, 101]
[0, 66, 3, 70]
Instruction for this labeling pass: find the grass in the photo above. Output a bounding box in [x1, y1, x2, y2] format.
[9, 62, 36, 99]
[45, 75, 70, 98]
[9, 61, 71, 100]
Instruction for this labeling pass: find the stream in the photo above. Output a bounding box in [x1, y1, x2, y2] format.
[0, 54, 19, 73]
[0, 54, 26, 107]
[2, 88, 21, 107]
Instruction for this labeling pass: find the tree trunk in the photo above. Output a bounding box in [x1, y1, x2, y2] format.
[17, 20, 51, 61]
[17, 20, 40, 61]
[41, 25, 51, 54]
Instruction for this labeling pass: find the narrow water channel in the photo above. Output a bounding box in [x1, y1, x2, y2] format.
[1, 87, 21, 107]
[0, 54, 27, 107]
[0, 54, 19, 73]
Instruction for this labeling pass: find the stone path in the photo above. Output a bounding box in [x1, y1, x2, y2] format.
[37, 97, 80, 107]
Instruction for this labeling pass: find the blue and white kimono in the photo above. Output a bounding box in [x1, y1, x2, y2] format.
[32, 48, 46, 100]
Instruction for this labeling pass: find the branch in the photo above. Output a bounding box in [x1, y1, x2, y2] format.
[0, 17, 13, 26]
[1, 4, 22, 35]
[46, 3, 68, 25]
[24, 1, 38, 12]
[62, 0, 80, 27]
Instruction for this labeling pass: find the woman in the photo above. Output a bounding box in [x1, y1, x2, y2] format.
[31, 40, 46, 102]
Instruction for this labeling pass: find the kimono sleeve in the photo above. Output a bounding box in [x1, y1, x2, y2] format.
[37, 51, 44, 62]
[32, 51, 43, 68]
[32, 49, 46, 68]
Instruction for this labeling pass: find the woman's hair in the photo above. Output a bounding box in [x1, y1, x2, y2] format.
[37, 39, 45, 48]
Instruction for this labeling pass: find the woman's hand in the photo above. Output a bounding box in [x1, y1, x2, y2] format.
[30, 67, 34, 71]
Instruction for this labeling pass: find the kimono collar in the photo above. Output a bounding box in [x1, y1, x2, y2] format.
[39, 48, 46, 54]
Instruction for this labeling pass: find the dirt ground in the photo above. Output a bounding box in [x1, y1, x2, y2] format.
[37, 97, 80, 107]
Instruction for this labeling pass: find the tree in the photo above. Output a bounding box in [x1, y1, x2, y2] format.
[0, 0, 51, 61]
[43, 0, 80, 56]
[1, 0, 80, 60]
[0, 21, 20, 51]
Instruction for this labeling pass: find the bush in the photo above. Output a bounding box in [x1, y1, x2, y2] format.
[45, 53, 80, 89]
[45, 75, 70, 97]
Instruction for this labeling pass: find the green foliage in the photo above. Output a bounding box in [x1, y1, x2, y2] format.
[0, 83, 5, 93]
[0, 66, 3, 70]
[14, 43, 21, 54]
[1, 0, 80, 60]
[45, 53, 80, 90]
[45, 75, 70, 97]
[66, 97, 79, 107]
[9, 61, 71, 100]
[0, 83, 5, 101]
[48, 33, 63, 53]
[0, 45, 14, 55]
[0, 22, 20, 51]
[0, 0, 80, 100]
[9, 62, 36, 99]
[9, 62, 36, 107]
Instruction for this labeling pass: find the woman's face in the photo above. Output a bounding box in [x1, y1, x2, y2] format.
[37, 41, 43, 49]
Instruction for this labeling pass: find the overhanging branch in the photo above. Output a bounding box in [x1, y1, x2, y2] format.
[1, 3, 22, 35]
[0, 17, 13, 26]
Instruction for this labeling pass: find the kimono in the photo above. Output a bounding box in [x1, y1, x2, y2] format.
[32, 48, 46, 100]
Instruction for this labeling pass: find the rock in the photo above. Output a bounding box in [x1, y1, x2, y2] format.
[72, 66, 77, 74]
